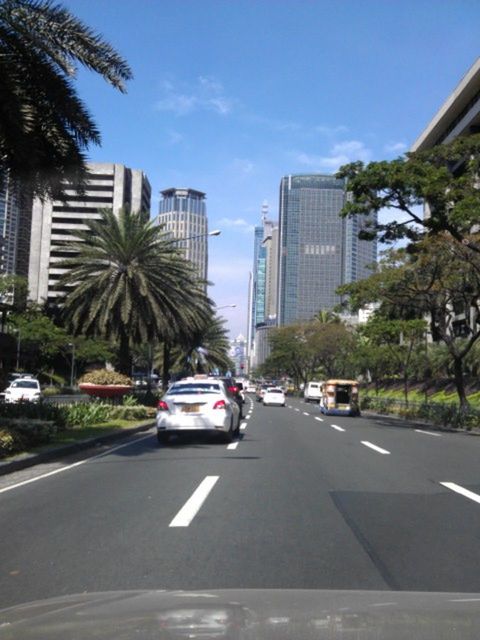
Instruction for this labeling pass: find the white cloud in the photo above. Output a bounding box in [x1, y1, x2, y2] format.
[384, 141, 407, 154]
[165, 129, 185, 145]
[314, 124, 349, 136]
[155, 76, 234, 116]
[217, 217, 255, 233]
[294, 139, 372, 172]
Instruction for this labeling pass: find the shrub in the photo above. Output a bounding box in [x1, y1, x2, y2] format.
[0, 402, 67, 428]
[109, 405, 156, 421]
[78, 369, 132, 386]
[64, 402, 113, 428]
[122, 394, 139, 406]
[5, 419, 57, 445]
[0, 427, 22, 457]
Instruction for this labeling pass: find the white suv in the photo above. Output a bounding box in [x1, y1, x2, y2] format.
[4, 377, 42, 404]
[304, 381, 322, 403]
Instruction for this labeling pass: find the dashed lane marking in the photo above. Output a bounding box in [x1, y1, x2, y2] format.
[440, 482, 480, 505]
[227, 441, 239, 450]
[331, 424, 345, 432]
[361, 441, 390, 455]
[415, 429, 442, 437]
[169, 476, 219, 527]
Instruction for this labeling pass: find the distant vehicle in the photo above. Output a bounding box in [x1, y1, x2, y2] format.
[245, 381, 256, 393]
[255, 384, 269, 402]
[215, 377, 244, 416]
[3, 378, 42, 404]
[235, 380, 246, 404]
[263, 387, 286, 407]
[156, 375, 241, 444]
[319, 379, 360, 416]
[304, 381, 323, 403]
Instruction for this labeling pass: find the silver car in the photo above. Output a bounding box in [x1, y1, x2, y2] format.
[156, 376, 241, 444]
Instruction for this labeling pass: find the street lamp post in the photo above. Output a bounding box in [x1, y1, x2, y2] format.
[68, 342, 76, 388]
[13, 328, 21, 370]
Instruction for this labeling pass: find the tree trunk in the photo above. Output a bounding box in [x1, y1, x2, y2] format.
[453, 355, 469, 410]
[162, 341, 171, 390]
[117, 329, 132, 376]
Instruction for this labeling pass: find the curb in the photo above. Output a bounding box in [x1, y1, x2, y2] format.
[0, 421, 155, 477]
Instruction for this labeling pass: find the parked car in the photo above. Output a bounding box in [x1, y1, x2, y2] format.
[263, 387, 286, 407]
[304, 381, 323, 403]
[156, 376, 241, 444]
[3, 377, 42, 404]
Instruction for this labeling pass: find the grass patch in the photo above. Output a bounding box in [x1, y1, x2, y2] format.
[52, 419, 153, 444]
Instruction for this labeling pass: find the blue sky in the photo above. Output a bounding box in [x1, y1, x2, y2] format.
[62, 0, 480, 337]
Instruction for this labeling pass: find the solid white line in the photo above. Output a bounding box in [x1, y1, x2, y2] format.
[0, 432, 154, 495]
[415, 429, 441, 437]
[440, 482, 480, 505]
[169, 476, 219, 527]
[227, 441, 239, 450]
[315, 417, 324, 422]
[240, 422, 247, 430]
[449, 598, 480, 602]
[331, 424, 345, 432]
[361, 441, 390, 455]
[302, 411, 309, 416]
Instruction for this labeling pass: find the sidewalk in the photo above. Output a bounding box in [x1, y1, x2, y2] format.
[0, 420, 155, 477]
[363, 410, 480, 435]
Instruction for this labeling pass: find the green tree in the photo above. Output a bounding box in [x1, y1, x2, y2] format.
[337, 133, 480, 253]
[59, 208, 212, 376]
[0, 0, 132, 197]
[340, 236, 480, 408]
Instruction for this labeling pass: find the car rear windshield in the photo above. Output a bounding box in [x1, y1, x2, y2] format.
[168, 383, 222, 395]
[267, 388, 283, 393]
[12, 381, 38, 389]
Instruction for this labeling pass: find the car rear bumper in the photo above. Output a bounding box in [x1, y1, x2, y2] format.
[156, 414, 230, 433]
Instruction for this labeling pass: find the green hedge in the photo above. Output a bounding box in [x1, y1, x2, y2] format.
[0, 419, 58, 458]
[361, 395, 480, 430]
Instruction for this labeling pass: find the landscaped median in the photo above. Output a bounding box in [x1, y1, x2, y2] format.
[0, 401, 156, 463]
[361, 395, 480, 431]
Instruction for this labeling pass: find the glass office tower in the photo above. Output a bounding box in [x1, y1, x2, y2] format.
[277, 174, 376, 325]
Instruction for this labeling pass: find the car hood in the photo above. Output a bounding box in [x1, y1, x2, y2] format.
[1, 589, 480, 639]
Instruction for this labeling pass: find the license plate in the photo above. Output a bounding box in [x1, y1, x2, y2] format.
[182, 404, 201, 413]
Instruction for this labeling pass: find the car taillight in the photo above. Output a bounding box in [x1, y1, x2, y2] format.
[157, 400, 169, 411]
[228, 386, 238, 394]
[213, 399, 226, 410]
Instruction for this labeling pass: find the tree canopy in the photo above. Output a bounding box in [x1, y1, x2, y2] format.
[337, 133, 480, 253]
[0, 0, 132, 197]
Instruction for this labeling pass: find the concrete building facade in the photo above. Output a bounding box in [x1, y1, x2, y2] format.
[28, 163, 151, 304]
[277, 173, 376, 326]
[157, 188, 209, 282]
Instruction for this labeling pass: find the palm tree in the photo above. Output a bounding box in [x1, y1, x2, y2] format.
[173, 313, 234, 377]
[59, 208, 212, 375]
[0, 0, 132, 197]
[314, 309, 342, 324]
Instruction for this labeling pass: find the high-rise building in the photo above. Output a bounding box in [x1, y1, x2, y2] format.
[277, 174, 376, 326]
[247, 202, 279, 369]
[0, 174, 32, 281]
[157, 188, 208, 281]
[28, 163, 151, 304]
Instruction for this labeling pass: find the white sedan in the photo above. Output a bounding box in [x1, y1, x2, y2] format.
[4, 378, 42, 404]
[262, 387, 286, 407]
[156, 377, 241, 444]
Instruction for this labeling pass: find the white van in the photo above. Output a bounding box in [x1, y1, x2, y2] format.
[304, 381, 322, 403]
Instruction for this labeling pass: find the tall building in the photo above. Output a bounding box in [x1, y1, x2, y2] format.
[157, 188, 209, 281]
[277, 174, 376, 326]
[0, 174, 32, 281]
[28, 163, 151, 304]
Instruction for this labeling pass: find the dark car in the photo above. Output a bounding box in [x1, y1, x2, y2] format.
[216, 377, 244, 418]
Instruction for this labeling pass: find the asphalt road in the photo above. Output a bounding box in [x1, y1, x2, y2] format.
[1, 395, 480, 607]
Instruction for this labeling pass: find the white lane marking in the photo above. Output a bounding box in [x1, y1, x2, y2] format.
[302, 411, 309, 416]
[294, 408, 300, 412]
[449, 598, 480, 602]
[440, 482, 480, 505]
[240, 422, 247, 430]
[245, 415, 251, 420]
[361, 441, 390, 455]
[169, 476, 219, 527]
[331, 424, 345, 432]
[227, 441, 239, 450]
[315, 417, 324, 422]
[0, 432, 154, 495]
[415, 429, 441, 437]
